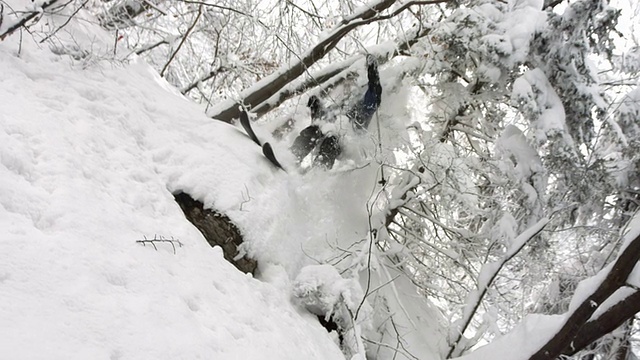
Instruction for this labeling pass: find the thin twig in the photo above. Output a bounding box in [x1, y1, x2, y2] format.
[111, 29, 117, 56]
[181, 65, 229, 94]
[39, 0, 89, 44]
[160, 4, 202, 77]
[173, 0, 252, 17]
[362, 337, 420, 360]
[355, 172, 389, 319]
[141, 0, 166, 15]
[285, 0, 323, 19]
[136, 235, 183, 254]
[132, 34, 183, 55]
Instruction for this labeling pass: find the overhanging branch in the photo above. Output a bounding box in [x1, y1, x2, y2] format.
[207, 0, 448, 123]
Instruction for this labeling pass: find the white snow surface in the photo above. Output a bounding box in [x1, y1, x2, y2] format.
[0, 29, 348, 360]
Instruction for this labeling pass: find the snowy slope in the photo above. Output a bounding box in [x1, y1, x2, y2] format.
[0, 26, 345, 360]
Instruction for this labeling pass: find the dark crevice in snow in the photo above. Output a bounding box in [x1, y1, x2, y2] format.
[173, 191, 257, 275]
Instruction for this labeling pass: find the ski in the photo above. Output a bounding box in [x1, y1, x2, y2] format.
[239, 110, 286, 172]
[262, 143, 285, 171]
[239, 110, 261, 146]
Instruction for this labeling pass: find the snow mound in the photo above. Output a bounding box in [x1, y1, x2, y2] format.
[0, 31, 343, 359]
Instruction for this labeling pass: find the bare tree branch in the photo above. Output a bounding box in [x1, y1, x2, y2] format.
[132, 35, 181, 55]
[160, 4, 202, 77]
[39, 0, 89, 44]
[174, 0, 252, 17]
[181, 65, 229, 94]
[0, 3, 5, 30]
[251, 57, 357, 117]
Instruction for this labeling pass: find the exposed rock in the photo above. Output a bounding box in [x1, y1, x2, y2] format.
[174, 191, 257, 275]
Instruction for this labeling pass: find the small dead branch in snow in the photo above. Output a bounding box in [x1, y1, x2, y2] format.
[136, 234, 183, 254]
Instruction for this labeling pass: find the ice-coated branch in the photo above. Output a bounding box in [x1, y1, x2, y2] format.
[207, 0, 448, 123]
[0, 0, 61, 41]
[447, 217, 549, 358]
[527, 225, 640, 360]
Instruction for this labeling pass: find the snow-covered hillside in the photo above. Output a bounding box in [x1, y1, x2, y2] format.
[0, 24, 357, 360]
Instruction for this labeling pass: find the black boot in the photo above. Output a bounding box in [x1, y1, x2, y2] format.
[314, 135, 341, 169]
[291, 125, 323, 163]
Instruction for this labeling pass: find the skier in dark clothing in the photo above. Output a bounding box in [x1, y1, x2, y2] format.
[290, 55, 382, 169]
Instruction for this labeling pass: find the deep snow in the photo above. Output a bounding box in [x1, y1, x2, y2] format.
[0, 20, 351, 359]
